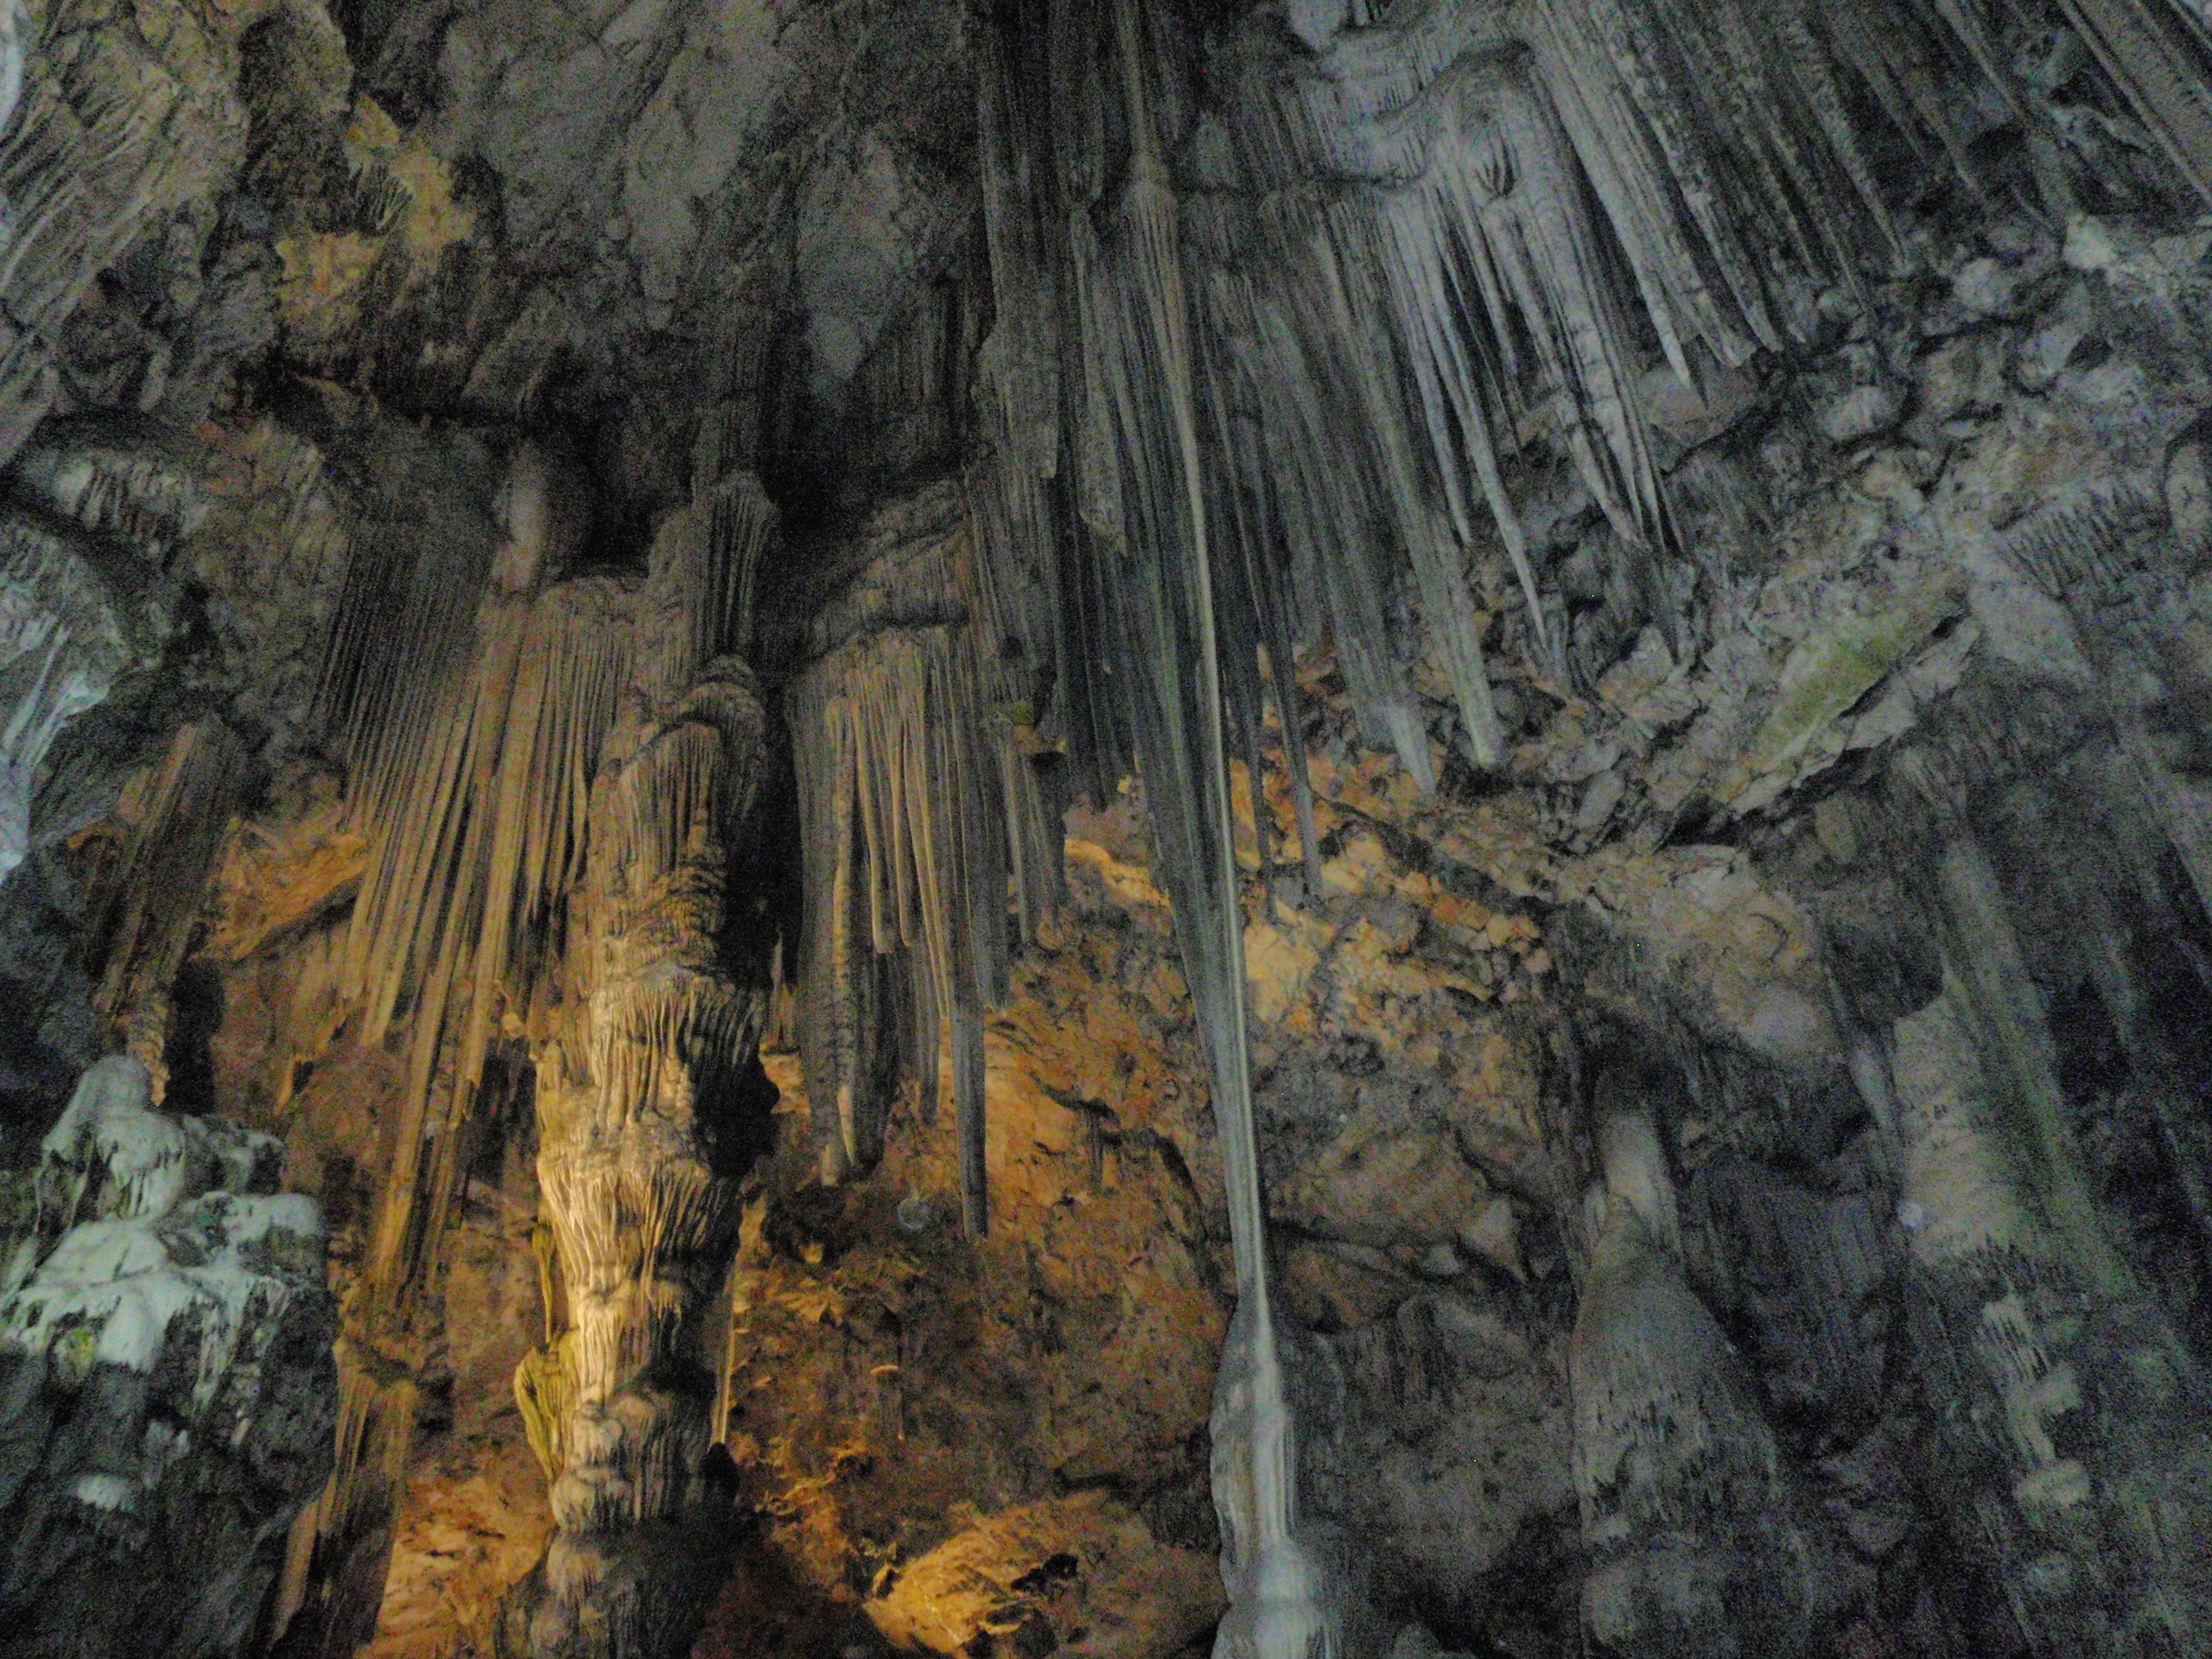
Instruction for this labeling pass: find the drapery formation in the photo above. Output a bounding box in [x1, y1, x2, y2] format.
[786, 485, 1056, 1238]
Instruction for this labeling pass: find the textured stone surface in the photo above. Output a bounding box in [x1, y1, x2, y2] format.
[3, 2, 2212, 1657]
[0, 1057, 336, 1659]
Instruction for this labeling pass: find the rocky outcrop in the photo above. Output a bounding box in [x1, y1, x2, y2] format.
[0, 420, 193, 887]
[0, 1055, 336, 1659]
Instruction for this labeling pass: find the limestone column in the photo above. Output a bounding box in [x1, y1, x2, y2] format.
[506, 493, 773, 1659]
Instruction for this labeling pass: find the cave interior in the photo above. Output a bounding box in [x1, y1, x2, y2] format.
[4, 2, 2212, 1657]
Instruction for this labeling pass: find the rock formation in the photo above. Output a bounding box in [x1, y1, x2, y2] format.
[505, 468, 777, 1659]
[3, 2, 2212, 1658]
[0, 1055, 337, 1659]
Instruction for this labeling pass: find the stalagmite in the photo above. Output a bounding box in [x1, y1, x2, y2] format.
[505, 480, 774, 1659]
[1567, 1076, 1846, 1658]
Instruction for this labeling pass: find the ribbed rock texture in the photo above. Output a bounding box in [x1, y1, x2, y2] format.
[3, 2, 2212, 1659]
[504, 469, 777, 1659]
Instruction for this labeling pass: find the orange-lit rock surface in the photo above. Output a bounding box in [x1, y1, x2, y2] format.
[680, 741, 1592, 1656]
[87, 588, 1926, 1659]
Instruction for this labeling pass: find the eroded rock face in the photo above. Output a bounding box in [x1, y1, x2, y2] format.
[6, 0, 2212, 1656]
[0, 1057, 337, 1659]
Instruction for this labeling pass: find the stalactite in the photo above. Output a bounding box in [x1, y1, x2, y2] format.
[1166, 0, 2063, 683]
[957, 6, 2212, 1656]
[2050, 0, 2212, 206]
[1035, 4, 1379, 1655]
[1188, 350, 1325, 887]
[337, 577, 630, 1333]
[1201, 262, 1433, 786]
[1992, 486, 2212, 946]
[960, 446, 1067, 943]
[1456, 61, 1672, 552]
[283, 444, 635, 1656]
[976, 3, 1065, 499]
[10, 416, 207, 572]
[0, 408, 207, 892]
[789, 499, 1029, 1236]
[1308, 216, 1508, 768]
[0, 0, 245, 461]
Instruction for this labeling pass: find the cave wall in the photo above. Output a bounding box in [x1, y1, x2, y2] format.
[3, 1, 2212, 1658]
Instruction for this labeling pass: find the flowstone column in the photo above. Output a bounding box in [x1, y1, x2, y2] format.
[1862, 765, 2212, 1655]
[1567, 1083, 1848, 1658]
[505, 498, 773, 1659]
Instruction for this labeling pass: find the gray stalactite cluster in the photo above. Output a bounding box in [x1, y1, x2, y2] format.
[953, 3, 2212, 1656]
[2, 1, 2212, 1658]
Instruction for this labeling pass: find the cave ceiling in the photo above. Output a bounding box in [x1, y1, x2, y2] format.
[6, 3, 2212, 1659]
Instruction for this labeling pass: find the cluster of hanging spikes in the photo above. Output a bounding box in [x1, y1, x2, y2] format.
[959, 29, 2212, 1643]
[10, 417, 205, 570]
[1084, 0, 2209, 791]
[789, 550, 1018, 1237]
[294, 454, 779, 1635]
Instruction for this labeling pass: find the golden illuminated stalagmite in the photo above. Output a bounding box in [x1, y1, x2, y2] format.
[279, 440, 632, 1656]
[506, 478, 775, 1659]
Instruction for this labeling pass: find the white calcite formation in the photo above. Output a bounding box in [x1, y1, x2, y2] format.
[0, 1056, 336, 1659]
